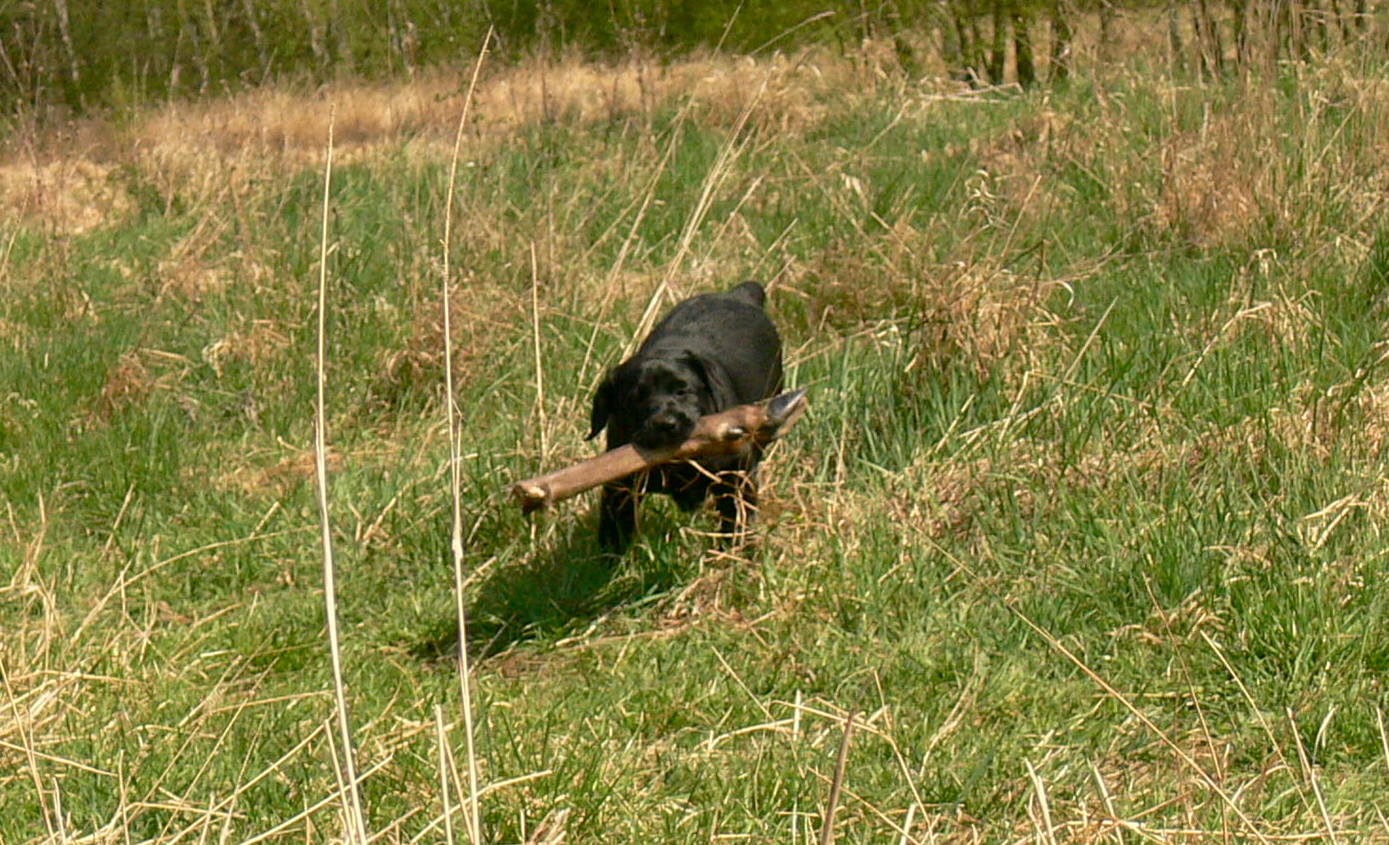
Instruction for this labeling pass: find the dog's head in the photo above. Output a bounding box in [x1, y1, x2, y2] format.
[588, 352, 731, 449]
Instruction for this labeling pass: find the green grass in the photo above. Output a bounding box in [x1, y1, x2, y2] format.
[5, 48, 1389, 843]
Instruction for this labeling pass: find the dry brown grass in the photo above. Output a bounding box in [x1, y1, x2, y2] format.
[212, 443, 343, 501]
[1152, 109, 1275, 250]
[1148, 75, 1389, 256]
[0, 48, 888, 240]
[473, 48, 863, 134]
[0, 158, 136, 235]
[971, 107, 1077, 216]
[155, 221, 257, 303]
[377, 275, 524, 404]
[202, 317, 295, 376]
[884, 454, 995, 541]
[796, 223, 1064, 381]
[94, 349, 156, 418]
[90, 348, 195, 422]
[136, 73, 466, 162]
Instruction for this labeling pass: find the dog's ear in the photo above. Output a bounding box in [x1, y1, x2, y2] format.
[682, 351, 735, 406]
[588, 371, 615, 440]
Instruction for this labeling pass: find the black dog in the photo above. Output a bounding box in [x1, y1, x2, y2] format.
[588, 281, 783, 552]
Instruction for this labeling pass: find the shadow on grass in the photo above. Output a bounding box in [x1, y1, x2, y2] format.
[412, 507, 700, 664]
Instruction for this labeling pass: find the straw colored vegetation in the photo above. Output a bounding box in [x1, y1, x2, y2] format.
[5, 30, 1389, 845]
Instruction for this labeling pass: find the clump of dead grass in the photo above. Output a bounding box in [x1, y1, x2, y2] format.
[90, 348, 175, 423]
[135, 72, 467, 166]
[213, 446, 343, 499]
[116, 49, 864, 202]
[376, 275, 522, 405]
[958, 63, 1389, 261]
[835, 255, 1057, 372]
[890, 454, 994, 540]
[474, 48, 863, 135]
[0, 321, 27, 357]
[1147, 77, 1389, 253]
[202, 318, 295, 378]
[971, 107, 1077, 216]
[1353, 370, 1389, 455]
[796, 219, 1062, 386]
[0, 157, 136, 235]
[911, 259, 1062, 377]
[157, 242, 233, 303]
[1152, 116, 1269, 249]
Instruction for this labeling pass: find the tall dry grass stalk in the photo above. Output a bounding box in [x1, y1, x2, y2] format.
[441, 31, 494, 845]
[2, 668, 56, 839]
[625, 64, 771, 359]
[313, 107, 369, 843]
[818, 710, 855, 845]
[435, 705, 458, 845]
[530, 243, 549, 464]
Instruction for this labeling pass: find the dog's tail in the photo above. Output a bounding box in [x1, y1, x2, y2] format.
[727, 280, 766, 307]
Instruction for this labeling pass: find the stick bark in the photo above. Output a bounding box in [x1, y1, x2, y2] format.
[513, 388, 807, 513]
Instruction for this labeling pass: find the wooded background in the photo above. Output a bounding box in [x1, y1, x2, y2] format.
[3, 1, 1384, 118]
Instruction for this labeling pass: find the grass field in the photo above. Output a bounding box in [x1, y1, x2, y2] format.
[5, 41, 1389, 843]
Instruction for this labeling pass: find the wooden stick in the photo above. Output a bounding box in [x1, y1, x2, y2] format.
[513, 388, 807, 513]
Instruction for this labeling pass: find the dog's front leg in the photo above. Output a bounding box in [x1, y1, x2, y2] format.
[598, 479, 641, 553]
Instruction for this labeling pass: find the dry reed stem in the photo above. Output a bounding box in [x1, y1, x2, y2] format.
[1087, 762, 1123, 842]
[1377, 707, 1389, 776]
[812, 774, 924, 845]
[1025, 759, 1058, 845]
[530, 243, 549, 463]
[819, 710, 855, 845]
[312, 107, 369, 844]
[897, 803, 918, 845]
[442, 29, 494, 845]
[435, 705, 457, 845]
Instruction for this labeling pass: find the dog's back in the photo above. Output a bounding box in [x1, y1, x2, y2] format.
[724, 280, 766, 308]
[638, 281, 782, 403]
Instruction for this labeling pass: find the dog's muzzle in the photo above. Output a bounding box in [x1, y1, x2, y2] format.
[636, 410, 696, 449]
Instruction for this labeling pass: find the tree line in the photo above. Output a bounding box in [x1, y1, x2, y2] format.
[933, 0, 1376, 88]
[0, 1, 1383, 118]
